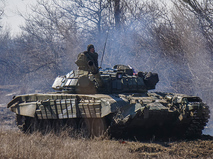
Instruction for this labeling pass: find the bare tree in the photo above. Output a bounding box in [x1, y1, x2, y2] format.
[182, 0, 213, 27]
[0, 1, 15, 85]
[168, 1, 213, 115]
[0, 0, 4, 28]
[19, 0, 80, 75]
[180, 0, 213, 53]
[59, 0, 111, 35]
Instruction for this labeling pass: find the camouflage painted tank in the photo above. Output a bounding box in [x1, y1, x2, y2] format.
[7, 64, 210, 139]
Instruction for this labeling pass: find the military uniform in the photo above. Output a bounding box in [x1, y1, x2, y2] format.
[75, 44, 103, 87]
[75, 44, 98, 72]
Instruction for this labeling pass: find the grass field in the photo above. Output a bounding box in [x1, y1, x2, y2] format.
[0, 128, 213, 159]
[1, 98, 213, 159]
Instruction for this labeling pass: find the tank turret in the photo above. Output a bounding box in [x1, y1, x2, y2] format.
[52, 65, 159, 94]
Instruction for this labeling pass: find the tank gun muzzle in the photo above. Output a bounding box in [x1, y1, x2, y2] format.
[88, 60, 98, 74]
[88, 60, 103, 87]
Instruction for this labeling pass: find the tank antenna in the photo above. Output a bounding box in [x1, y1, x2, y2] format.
[100, 28, 109, 68]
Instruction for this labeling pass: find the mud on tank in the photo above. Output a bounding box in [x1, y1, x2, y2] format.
[7, 64, 210, 139]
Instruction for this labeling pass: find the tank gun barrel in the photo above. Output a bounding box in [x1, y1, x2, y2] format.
[87, 60, 103, 87]
[88, 60, 98, 74]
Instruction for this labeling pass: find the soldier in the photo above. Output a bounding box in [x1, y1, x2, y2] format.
[75, 44, 99, 73]
[75, 44, 103, 87]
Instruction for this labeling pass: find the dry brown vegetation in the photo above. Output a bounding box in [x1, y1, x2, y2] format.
[0, 128, 213, 159]
[0, 105, 213, 159]
[0, 102, 212, 159]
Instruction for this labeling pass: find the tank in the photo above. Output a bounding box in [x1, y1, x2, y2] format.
[7, 64, 210, 139]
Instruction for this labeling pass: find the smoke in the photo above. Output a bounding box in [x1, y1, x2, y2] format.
[72, 1, 213, 135]
[183, 42, 213, 136]
[85, 13, 213, 135]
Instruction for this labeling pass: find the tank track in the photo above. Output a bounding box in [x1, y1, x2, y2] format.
[16, 114, 108, 137]
[185, 105, 210, 138]
[16, 114, 43, 134]
[16, 114, 28, 132]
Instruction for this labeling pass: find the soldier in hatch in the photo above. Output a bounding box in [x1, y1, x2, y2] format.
[75, 44, 99, 73]
[75, 44, 103, 87]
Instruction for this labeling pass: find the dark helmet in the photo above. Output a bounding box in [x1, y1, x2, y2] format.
[87, 44, 94, 52]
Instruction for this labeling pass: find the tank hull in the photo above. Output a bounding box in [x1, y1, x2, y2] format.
[7, 92, 210, 139]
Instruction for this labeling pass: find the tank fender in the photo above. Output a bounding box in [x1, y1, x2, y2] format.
[120, 102, 144, 118]
[119, 103, 147, 123]
[10, 102, 37, 117]
[101, 98, 120, 117]
[101, 96, 148, 124]
[7, 96, 22, 108]
[101, 95, 134, 117]
[110, 103, 147, 125]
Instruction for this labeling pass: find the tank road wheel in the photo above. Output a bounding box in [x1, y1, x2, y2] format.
[52, 119, 64, 134]
[39, 119, 53, 134]
[91, 118, 107, 137]
[64, 119, 78, 135]
[28, 116, 39, 133]
[185, 107, 210, 139]
[16, 114, 38, 133]
[65, 119, 77, 129]
[78, 119, 92, 138]
[16, 114, 28, 132]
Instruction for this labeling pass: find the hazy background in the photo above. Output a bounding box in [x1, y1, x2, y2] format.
[1, 0, 39, 35]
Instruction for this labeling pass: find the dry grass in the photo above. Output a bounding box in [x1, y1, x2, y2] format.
[0, 129, 137, 159]
[0, 104, 16, 129]
[1, 102, 213, 158]
[0, 128, 213, 159]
